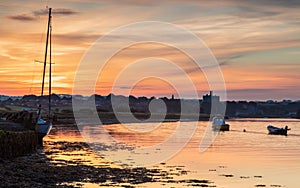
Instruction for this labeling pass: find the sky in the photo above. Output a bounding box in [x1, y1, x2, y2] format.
[0, 0, 300, 101]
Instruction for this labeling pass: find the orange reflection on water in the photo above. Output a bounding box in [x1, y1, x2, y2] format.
[103, 122, 179, 147]
[44, 119, 300, 187]
[44, 129, 116, 168]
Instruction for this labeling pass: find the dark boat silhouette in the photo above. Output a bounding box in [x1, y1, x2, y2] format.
[267, 125, 290, 136]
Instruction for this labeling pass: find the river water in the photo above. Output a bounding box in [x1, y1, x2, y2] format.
[45, 118, 300, 187]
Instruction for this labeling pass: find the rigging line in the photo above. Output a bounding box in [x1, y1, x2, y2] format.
[38, 0, 52, 56]
[29, 61, 37, 94]
[49, 15, 52, 118]
[41, 0, 50, 8]
[38, 8, 48, 65]
[51, 16, 56, 95]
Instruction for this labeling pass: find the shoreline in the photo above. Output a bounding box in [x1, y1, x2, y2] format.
[0, 117, 297, 187]
[0, 130, 216, 188]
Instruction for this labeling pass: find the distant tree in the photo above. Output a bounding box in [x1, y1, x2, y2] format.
[22, 95, 37, 101]
[129, 95, 137, 100]
[249, 101, 257, 106]
[138, 96, 148, 101]
[150, 96, 156, 100]
[51, 93, 60, 101]
[297, 109, 300, 118]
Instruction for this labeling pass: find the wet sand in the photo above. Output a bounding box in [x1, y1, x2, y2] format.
[0, 142, 157, 187]
[0, 125, 215, 188]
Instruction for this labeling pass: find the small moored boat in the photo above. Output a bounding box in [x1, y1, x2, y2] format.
[267, 125, 289, 136]
[212, 116, 230, 131]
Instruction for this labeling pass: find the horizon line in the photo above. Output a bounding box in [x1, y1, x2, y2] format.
[1, 93, 299, 103]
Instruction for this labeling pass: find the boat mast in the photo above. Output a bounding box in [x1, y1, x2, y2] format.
[41, 7, 51, 96]
[37, 7, 51, 123]
[49, 11, 52, 120]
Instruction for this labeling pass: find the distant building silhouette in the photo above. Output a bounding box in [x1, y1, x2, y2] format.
[202, 91, 220, 103]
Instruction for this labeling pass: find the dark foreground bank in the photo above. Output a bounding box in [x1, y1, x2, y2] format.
[0, 142, 156, 187]
[0, 137, 215, 188]
[0, 119, 38, 159]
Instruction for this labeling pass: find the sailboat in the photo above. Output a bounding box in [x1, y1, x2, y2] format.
[36, 8, 53, 146]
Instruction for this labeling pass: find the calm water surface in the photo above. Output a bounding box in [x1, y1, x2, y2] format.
[46, 118, 300, 187]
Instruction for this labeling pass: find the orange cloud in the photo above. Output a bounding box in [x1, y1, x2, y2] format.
[1, 0, 299, 100]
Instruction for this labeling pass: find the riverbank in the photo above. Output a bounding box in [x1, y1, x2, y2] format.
[0, 127, 216, 188]
[0, 119, 38, 159]
[0, 141, 158, 187]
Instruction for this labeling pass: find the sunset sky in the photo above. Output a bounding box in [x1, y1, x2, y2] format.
[1, 0, 300, 101]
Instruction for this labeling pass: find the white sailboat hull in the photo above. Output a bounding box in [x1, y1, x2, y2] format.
[212, 116, 230, 131]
